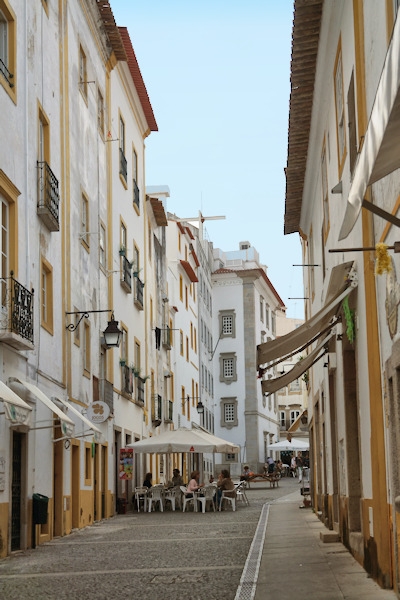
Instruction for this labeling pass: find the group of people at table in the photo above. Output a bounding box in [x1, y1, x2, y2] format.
[137, 468, 235, 511]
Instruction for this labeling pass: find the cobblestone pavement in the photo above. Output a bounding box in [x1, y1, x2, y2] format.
[0, 479, 296, 600]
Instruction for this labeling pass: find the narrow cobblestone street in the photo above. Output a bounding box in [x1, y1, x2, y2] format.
[0, 480, 295, 600]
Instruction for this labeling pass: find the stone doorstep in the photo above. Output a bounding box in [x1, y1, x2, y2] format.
[320, 531, 341, 543]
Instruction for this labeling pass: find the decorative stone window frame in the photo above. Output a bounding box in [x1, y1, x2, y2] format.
[220, 397, 238, 429]
[218, 309, 236, 338]
[219, 352, 237, 383]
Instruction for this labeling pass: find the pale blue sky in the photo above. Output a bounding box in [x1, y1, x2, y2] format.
[110, 1, 304, 319]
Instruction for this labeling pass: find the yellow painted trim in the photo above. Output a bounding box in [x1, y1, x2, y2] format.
[40, 255, 54, 335]
[0, 0, 17, 103]
[0, 169, 19, 279]
[386, 0, 395, 42]
[354, 0, 392, 584]
[333, 37, 347, 177]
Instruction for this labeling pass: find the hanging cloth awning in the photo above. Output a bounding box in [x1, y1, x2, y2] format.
[57, 398, 102, 441]
[9, 378, 75, 438]
[261, 332, 333, 396]
[339, 14, 400, 240]
[0, 380, 31, 426]
[257, 262, 356, 367]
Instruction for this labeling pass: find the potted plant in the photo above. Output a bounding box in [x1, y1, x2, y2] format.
[119, 245, 126, 257]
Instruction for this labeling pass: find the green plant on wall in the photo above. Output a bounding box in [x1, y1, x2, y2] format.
[343, 296, 355, 344]
[297, 356, 309, 385]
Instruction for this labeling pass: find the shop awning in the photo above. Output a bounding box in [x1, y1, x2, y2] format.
[0, 380, 31, 426]
[9, 378, 75, 438]
[339, 14, 400, 240]
[257, 262, 356, 367]
[57, 398, 102, 441]
[180, 259, 198, 283]
[261, 333, 333, 396]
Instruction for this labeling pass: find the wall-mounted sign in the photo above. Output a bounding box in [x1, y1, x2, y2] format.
[86, 401, 110, 424]
[385, 257, 400, 339]
[119, 448, 133, 480]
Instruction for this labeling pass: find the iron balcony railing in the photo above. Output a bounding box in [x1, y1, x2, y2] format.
[121, 255, 132, 292]
[0, 58, 14, 88]
[151, 394, 162, 422]
[162, 324, 172, 349]
[133, 179, 140, 210]
[119, 148, 127, 181]
[134, 276, 144, 308]
[1, 275, 34, 345]
[136, 377, 145, 404]
[123, 365, 133, 395]
[37, 161, 60, 231]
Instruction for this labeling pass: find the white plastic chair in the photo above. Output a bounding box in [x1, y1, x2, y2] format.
[219, 489, 236, 512]
[148, 486, 164, 512]
[180, 486, 196, 512]
[196, 485, 216, 513]
[164, 488, 176, 511]
[235, 482, 249, 506]
[134, 487, 148, 512]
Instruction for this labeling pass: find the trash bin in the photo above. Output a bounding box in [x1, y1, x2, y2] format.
[117, 498, 127, 514]
[33, 493, 49, 525]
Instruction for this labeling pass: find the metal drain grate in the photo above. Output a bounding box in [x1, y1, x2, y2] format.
[234, 502, 270, 600]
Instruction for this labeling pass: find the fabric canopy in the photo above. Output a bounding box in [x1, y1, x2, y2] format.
[339, 14, 400, 240]
[267, 437, 309, 451]
[57, 398, 102, 440]
[261, 333, 332, 395]
[127, 427, 240, 454]
[257, 262, 355, 367]
[9, 378, 75, 437]
[0, 380, 31, 426]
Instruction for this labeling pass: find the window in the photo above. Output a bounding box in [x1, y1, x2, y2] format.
[260, 296, 264, 321]
[0, 1, 16, 94]
[289, 379, 301, 393]
[99, 222, 106, 268]
[119, 116, 127, 181]
[181, 386, 186, 416]
[220, 353, 237, 382]
[180, 330, 184, 356]
[185, 285, 188, 309]
[148, 221, 152, 262]
[219, 310, 235, 338]
[290, 410, 300, 425]
[186, 336, 189, 361]
[79, 45, 87, 99]
[134, 341, 140, 373]
[81, 193, 89, 249]
[0, 191, 9, 306]
[120, 326, 128, 366]
[132, 149, 139, 209]
[279, 411, 286, 428]
[97, 88, 104, 134]
[221, 397, 238, 428]
[41, 257, 53, 334]
[347, 71, 357, 176]
[265, 304, 270, 328]
[271, 311, 276, 336]
[120, 222, 127, 256]
[83, 320, 90, 374]
[179, 275, 183, 301]
[334, 44, 346, 174]
[321, 142, 329, 241]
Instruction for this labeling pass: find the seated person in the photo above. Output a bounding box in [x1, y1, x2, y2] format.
[240, 465, 254, 481]
[186, 470, 203, 498]
[266, 456, 275, 474]
[217, 469, 235, 506]
[171, 468, 184, 487]
[143, 472, 152, 489]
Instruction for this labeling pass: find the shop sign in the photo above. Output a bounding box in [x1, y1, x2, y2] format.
[119, 448, 133, 480]
[86, 401, 110, 423]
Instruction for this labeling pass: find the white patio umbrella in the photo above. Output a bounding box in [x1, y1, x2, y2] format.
[127, 427, 240, 454]
[267, 437, 309, 451]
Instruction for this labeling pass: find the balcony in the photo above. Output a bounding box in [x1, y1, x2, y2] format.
[120, 255, 132, 293]
[162, 324, 172, 349]
[133, 179, 140, 210]
[134, 276, 144, 309]
[0, 58, 14, 88]
[0, 275, 34, 350]
[37, 161, 60, 231]
[136, 376, 145, 405]
[119, 148, 127, 181]
[164, 399, 173, 423]
[122, 365, 133, 395]
[152, 394, 162, 426]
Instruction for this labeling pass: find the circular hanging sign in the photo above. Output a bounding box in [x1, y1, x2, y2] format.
[87, 401, 110, 424]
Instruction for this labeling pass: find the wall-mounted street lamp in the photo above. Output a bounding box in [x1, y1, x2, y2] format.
[65, 309, 122, 348]
[186, 395, 204, 414]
